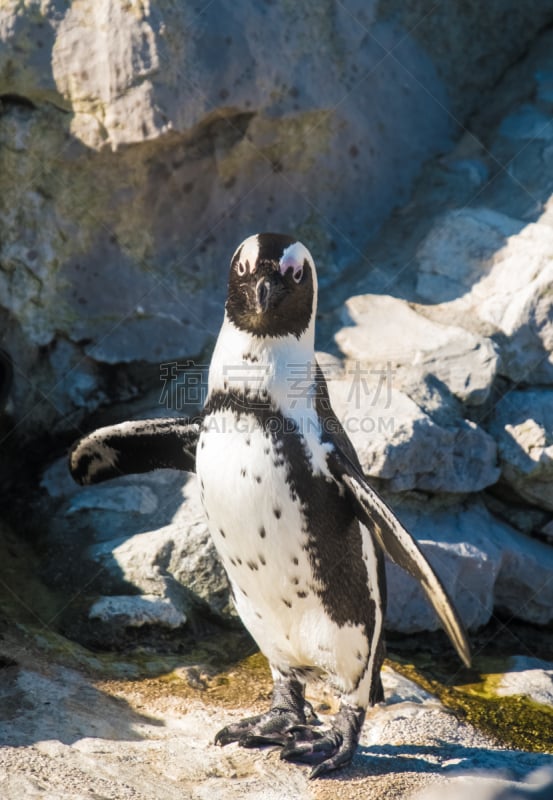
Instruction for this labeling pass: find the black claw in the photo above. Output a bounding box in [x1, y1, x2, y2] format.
[214, 682, 365, 778]
[214, 727, 237, 747]
[309, 750, 354, 779]
[286, 724, 322, 742]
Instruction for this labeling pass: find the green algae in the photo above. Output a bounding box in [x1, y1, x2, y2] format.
[388, 653, 553, 754]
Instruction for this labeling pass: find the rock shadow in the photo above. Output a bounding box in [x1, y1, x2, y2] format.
[346, 742, 553, 781]
[0, 660, 164, 749]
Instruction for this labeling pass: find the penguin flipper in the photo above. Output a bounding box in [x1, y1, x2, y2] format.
[69, 416, 201, 485]
[329, 447, 471, 669]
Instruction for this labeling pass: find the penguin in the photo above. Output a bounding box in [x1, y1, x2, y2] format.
[70, 233, 470, 778]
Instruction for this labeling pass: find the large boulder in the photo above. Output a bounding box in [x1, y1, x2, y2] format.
[385, 497, 553, 632]
[2, 0, 553, 442]
[416, 209, 553, 385]
[327, 363, 500, 493]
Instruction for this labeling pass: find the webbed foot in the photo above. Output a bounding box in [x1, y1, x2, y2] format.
[214, 677, 308, 748]
[215, 706, 305, 747]
[280, 704, 365, 779]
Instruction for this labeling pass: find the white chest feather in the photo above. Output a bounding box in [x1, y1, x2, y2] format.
[196, 409, 314, 664]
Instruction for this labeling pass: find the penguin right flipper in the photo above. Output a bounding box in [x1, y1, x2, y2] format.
[69, 416, 202, 485]
[313, 363, 471, 668]
[330, 445, 471, 668]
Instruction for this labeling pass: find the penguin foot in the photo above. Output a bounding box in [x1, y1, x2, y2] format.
[215, 676, 310, 748]
[280, 704, 365, 779]
[215, 707, 306, 747]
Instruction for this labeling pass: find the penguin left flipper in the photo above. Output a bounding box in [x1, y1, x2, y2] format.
[328, 444, 471, 669]
[69, 416, 202, 485]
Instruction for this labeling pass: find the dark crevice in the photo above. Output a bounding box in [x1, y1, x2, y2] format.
[0, 349, 13, 412]
[0, 93, 37, 110]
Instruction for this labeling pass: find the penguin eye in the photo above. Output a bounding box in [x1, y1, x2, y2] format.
[236, 261, 247, 276]
[292, 265, 303, 283]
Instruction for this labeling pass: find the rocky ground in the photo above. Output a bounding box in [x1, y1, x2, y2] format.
[1, 609, 553, 800]
[1, 515, 553, 799]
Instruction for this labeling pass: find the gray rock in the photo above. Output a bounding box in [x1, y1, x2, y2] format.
[416, 210, 553, 385]
[541, 519, 553, 543]
[2, 0, 553, 441]
[497, 656, 553, 706]
[416, 208, 524, 304]
[385, 498, 553, 632]
[499, 104, 553, 141]
[89, 594, 187, 629]
[327, 369, 500, 493]
[67, 485, 158, 515]
[412, 768, 553, 800]
[336, 293, 499, 405]
[487, 389, 553, 511]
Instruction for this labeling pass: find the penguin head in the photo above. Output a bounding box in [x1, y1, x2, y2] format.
[225, 233, 317, 339]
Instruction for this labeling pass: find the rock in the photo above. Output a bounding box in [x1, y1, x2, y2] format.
[499, 104, 553, 141]
[89, 594, 187, 629]
[327, 370, 499, 493]
[413, 767, 553, 800]
[40, 457, 231, 643]
[385, 499, 501, 632]
[415, 208, 524, 303]
[0, 0, 452, 440]
[497, 656, 553, 706]
[541, 519, 553, 544]
[487, 389, 553, 511]
[482, 495, 550, 540]
[336, 293, 499, 405]
[416, 209, 553, 385]
[67, 484, 158, 515]
[385, 498, 553, 632]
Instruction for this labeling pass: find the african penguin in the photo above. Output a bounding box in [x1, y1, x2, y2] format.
[70, 233, 471, 778]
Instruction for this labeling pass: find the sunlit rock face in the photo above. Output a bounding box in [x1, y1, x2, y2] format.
[2, 0, 552, 439]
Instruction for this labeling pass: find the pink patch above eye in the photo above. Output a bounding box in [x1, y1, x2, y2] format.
[279, 255, 303, 280]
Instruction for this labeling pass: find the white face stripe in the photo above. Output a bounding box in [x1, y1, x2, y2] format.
[232, 234, 260, 273]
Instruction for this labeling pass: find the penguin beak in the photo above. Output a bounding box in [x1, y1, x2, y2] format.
[255, 278, 271, 314]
